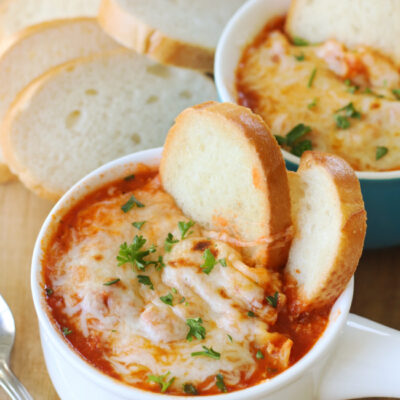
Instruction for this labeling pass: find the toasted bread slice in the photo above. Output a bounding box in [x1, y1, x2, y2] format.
[160, 102, 293, 270]
[1, 50, 217, 201]
[285, 151, 366, 313]
[286, 0, 400, 65]
[0, 18, 120, 184]
[98, 0, 246, 72]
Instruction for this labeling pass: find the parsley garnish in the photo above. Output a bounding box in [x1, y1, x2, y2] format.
[155, 256, 165, 271]
[137, 275, 154, 290]
[291, 140, 312, 156]
[256, 350, 264, 359]
[307, 68, 317, 88]
[62, 327, 72, 336]
[307, 98, 317, 109]
[117, 235, 156, 270]
[336, 102, 361, 119]
[148, 372, 175, 393]
[191, 346, 220, 359]
[45, 286, 53, 296]
[201, 248, 216, 274]
[344, 79, 359, 94]
[121, 195, 144, 212]
[172, 288, 178, 294]
[376, 146, 388, 160]
[334, 115, 350, 129]
[247, 311, 255, 317]
[219, 258, 227, 267]
[392, 89, 400, 100]
[123, 174, 135, 181]
[164, 233, 179, 252]
[178, 220, 195, 239]
[293, 36, 309, 46]
[274, 135, 287, 145]
[183, 383, 198, 395]
[227, 334, 233, 342]
[294, 52, 305, 61]
[160, 293, 174, 306]
[334, 102, 361, 129]
[266, 292, 279, 308]
[103, 278, 120, 286]
[286, 124, 311, 146]
[132, 221, 146, 230]
[186, 318, 206, 341]
[216, 374, 227, 392]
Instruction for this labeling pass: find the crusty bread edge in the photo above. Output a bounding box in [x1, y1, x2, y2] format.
[161, 101, 293, 270]
[98, 0, 214, 72]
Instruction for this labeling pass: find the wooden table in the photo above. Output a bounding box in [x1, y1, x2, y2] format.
[0, 180, 399, 400]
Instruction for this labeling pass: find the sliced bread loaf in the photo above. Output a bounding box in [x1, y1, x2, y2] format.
[286, 0, 400, 65]
[0, 18, 120, 183]
[1, 49, 217, 200]
[98, 0, 247, 72]
[160, 101, 293, 270]
[285, 151, 366, 313]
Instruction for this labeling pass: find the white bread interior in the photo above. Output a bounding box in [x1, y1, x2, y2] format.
[286, 0, 400, 65]
[98, 0, 246, 72]
[286, 151, 366, 313]
[160, 101, 293, 270]
[1, 49, 217, 201]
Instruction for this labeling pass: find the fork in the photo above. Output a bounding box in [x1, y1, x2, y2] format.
[0, 294, 33, 399]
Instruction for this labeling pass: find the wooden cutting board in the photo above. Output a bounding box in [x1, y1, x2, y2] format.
[0, 179, 398, 400]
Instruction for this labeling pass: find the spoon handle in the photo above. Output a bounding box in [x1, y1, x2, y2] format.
[0, 360, 33, 400]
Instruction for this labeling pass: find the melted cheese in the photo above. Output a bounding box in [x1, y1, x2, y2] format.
[237, 30, 400, 171]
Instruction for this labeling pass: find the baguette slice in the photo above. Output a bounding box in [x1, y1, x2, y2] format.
[285, 0, 400, 65]
[0, 18, 120, 183]
[98, 0, 247, 72]
[286, 151, 366, 313]
[1, 49, 217, 201]
[160, 102, 293, 270]
[0, 0, 101, 42]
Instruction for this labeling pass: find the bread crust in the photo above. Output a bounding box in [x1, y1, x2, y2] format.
[161, 101, 293, 270]
[98, 0, 214, 72]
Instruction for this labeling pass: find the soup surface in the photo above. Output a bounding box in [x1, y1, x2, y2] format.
[236, 17, 400, 172]
[42, 167, 329, 395]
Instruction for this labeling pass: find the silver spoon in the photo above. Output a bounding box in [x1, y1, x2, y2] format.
[0, 295, 33, 399]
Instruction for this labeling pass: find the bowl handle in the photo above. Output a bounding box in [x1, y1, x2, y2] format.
[317, 313, 400, 399]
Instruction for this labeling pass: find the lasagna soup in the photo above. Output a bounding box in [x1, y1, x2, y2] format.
[236, 17, 400, 172]
[42, 167, 329, 395]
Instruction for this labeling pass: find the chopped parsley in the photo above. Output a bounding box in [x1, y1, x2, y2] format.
[256, 350, 264, 359]
[164, 233, 179, 252]
[179, 297, 186, 304]
[62, 327, 72, 336]
[292, 36, 309, 46]
[344, 79, 359, 94]
[227, 334, 233, 343]
[137, 275, 154, 290]
[336, 102, 361, 119]
[191, 346, 220, 360]
[178, 220, 196, 239]
[219, 258, 227, 267]
[286, 124, 311, 146]
[392, 89, 400, 100]
[291, 139, 312, 157]
[307, 68, 317, 88]
[103, 278, 120, 286]
[334, 102, 361, 129]
[376, 146, 388, 160]
[276, 124, 313, 157]
[160, 293, 174, 306]
[266, 292, 279, 308]
[148, 372, 175, 393]
[183, 383, 198, 395]
[155, 255, 165, 271]
[294, 52, 305, 61]
[171, 288, 178, 294]
[117, 235, 156, 270]
[186, 318, 206, 341]
[132, 221, 146, 230]
[274, 135, 287, 145]
[200, 248, 216, 274]
[45, 286, 53, 296]
[247, 311, 255, 317]
[123, 174, 135, 181]
[334, 115, 351, 129]
[121, 195, 144, 212]
[216, 374, 227, 393]
[307, 98, 317, 109]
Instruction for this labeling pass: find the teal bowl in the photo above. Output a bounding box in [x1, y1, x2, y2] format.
[214, 0, 400, 249]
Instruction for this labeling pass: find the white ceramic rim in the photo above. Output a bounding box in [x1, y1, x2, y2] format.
[31, 147, 353, 400]
[214, 0, 400, 182]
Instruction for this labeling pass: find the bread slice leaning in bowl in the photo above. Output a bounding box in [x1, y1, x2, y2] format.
[0, 49, 217, 201]
[98, 0, 247, 72]
[285, 151, 367, 313]
[160, 101, 293, 270]
[0, 18, 120, 183]
[285, 0, 400, 65]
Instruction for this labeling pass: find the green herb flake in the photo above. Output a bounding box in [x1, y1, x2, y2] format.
[45, 286, 53, 296]
[307, 68, 317, 88]
[216, 374, 227, 393]
[178, 220, 196, 239]
[117, 235, 156, 270]
[344, 79, 359, 94]
[155, 255, 165, 271]
[266, 291, 279, 308]
[137, 275, 154, 290]
[121, 195, 145, 213]
[334, 114, 351, 129]
[62, 327, 72, 336]
[227, 334, 233, 343]
[183, 383, 198, 395]
[160, 293, 174, 306]
[191, 346, 221, 360]
[256, 350, 264, 359]
[392, 89, 400, 100]
[123, 174, 135, 181]
[132, 221, 146, 230]
[103, 278, 120, 286]
[307, 98, 317, 109]
[336, 102, 361, 119]
[293, 36, 309, 46]
[200, 248, 216, 275]
[148, 372, 175, 393]
[274, 135, 287, 145]
[286, 124, 312, 146]
[291, 139, 312, 157]
[376, 146, 388, 160]
[164, 233, 179, 252]
[186, 318, 206, 341]
[219, 258, 227, 267]
[247, 311, 255, 317]
[172, 288, 178, 294]
[294, 52, 305, 61]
